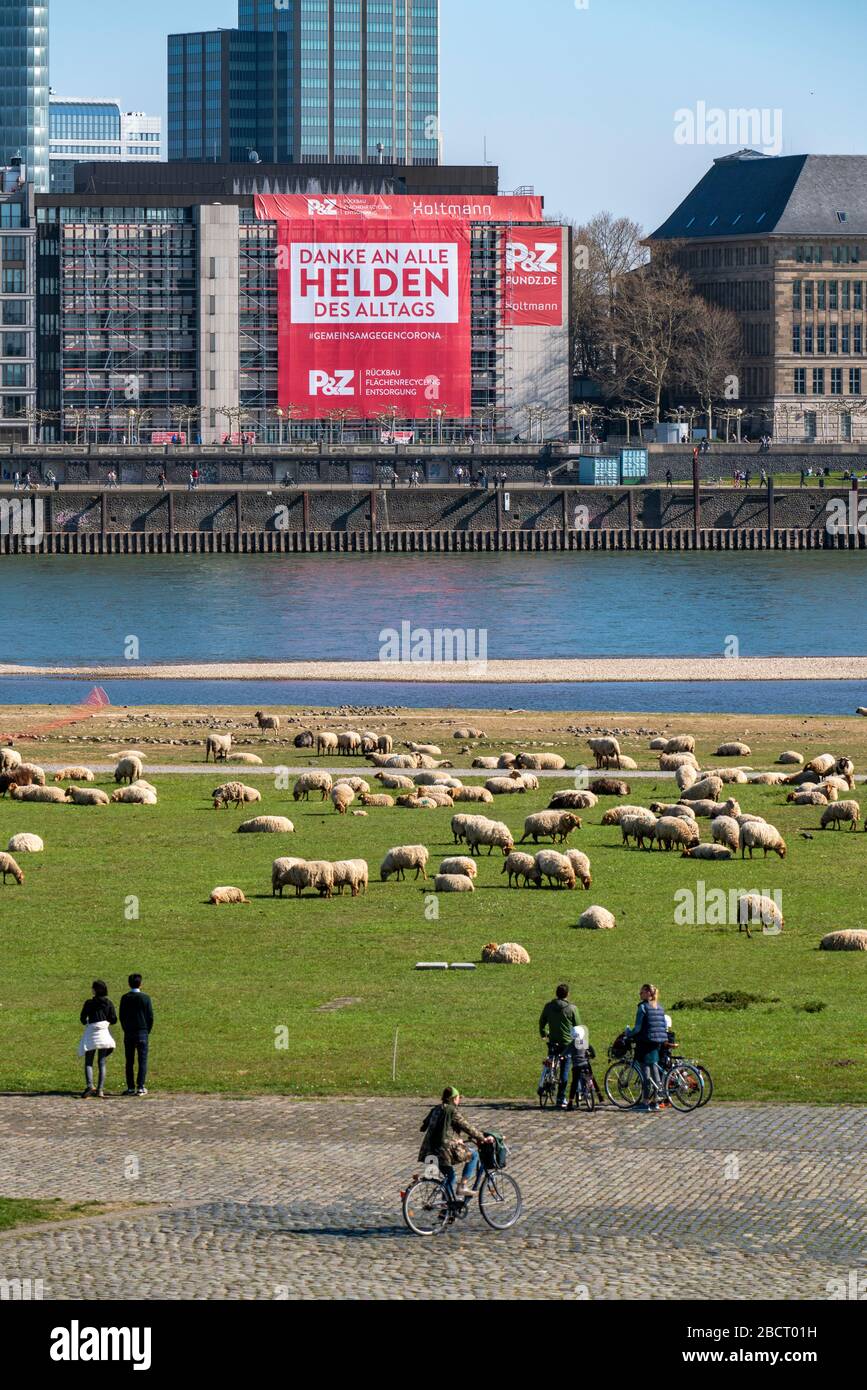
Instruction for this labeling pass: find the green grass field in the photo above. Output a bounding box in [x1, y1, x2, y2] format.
[1, 764, 864, 1103]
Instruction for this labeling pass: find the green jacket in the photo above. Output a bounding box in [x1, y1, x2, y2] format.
[539, 998, 580, 1045]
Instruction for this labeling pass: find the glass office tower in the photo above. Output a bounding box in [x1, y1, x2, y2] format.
[0, 2, 49, 191]
[169, 0, 439, 165]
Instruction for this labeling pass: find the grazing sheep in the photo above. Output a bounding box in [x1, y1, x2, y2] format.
[601, 803, 648, 826]
[589, 778, 630, 798]
[685, 798, 741, 820]
[360, 793, 395, 808]
[331, 784, 355, 815]
[209, 886, 250, 905]
[293, 731, 314, 749]
[332, 859, 369, 897]
[675, 764, 698, 793]
[65, 786, 110, 807]
[438, 856, 477, 880]
[238, 816, 294, 834]
[548, 789, 597, 811]
[735, 813, 767, 826]
[0, 852, 24, 885]
[659, 752, 699, 772]
[587, 737, 621, 769]
[485, 777, 528, 796]
[0, 747, 22, 773]
[564, 848, 592, 889]
[380, 845, 429, 882]
[376, 735, 394, 754]
[8, 833, 42, 853]
[460, 817, 513, 857]
[740, 821, 787, 859]
[471, 757, 500, 770]
[663, 735, 696, 754]
[620, 808, 658, 849]
[10, 785, 67, 804]
[711, 816, 740, 853]
[777, 750, 804, 765]
[114, 756, 144, 785]
[233, 753, 264, 766]
[483, 942, 530, 964]
[212, 782, 261, 810]
[205, 734, 232, 763]
[820, 929, 867, 951]
[787, 789, 829, 806]
[53, 767, 95, 783]
[110, 749, 147, 761]
[715, 742, 751, 757]
[255, 711, 280, 735]
[681, 844, 733, 860]
[821, 800, 861, 832]
[516, 752, 567, 771]
[450, 813, 472, 844]
[111, 786, 157, 805]
[337, 730, 362, 756]
[578, 905, 616, 931]
[652, 816, 700, 852]
[649, 737, 668, 751]
[737, 893, 784, 938]
[451, 785, 494, 804]
[501, 852, 542, 888]
[434, 873, 475, 893]
[680, 776, 724, 802]
[519, 810, 582, 844]
[293, 771, 333, 802]
[272, 856, 305, 896]
[316, 731, 338, 756]
[285, 860, 335, 899]
[534, 849, 576, 889]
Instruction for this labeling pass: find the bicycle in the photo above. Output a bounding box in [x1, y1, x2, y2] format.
[402, 1148, 523, 1236]
[604, 1035, 704, 1113]
[665, 1051, 714, 1106]
[537, 1051, 563, 1109]
[568, 1062, 596, 1113]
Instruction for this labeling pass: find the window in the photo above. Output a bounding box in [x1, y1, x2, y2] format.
[804, 282, 814, 310]
[817, 281, 826, 309]
[842, 324, 850, 353]
[1, 269, 25, 293]
[850, 368, 862, 394]
[831, 367, 842, 395]
[1, 363, 26, 387]
[812, 368, 825, 394]
[794, 367, 806, 394]
[2, 333, 26, 357]
[830, 324, 838, 353]
[843, 282, 851, 310]
[829, 281, 838, 310]
[856, 325, 863, 354]
[2, 237, 27, 264]
[2, 300, 26, 325]
[792, 279, 801, 309]
[805, 325, 814, 353]
[792, 324, 801, 353]
[817, 325, 826, 353]
[855, 282, 863, 310]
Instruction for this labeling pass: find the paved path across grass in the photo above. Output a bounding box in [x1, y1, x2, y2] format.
[1, 1097, 864, 1300]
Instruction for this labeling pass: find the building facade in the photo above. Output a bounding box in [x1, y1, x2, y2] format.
[0, 2, 49, 192]
[651, 151, 867, 441]
[0, 162, 36, 443]
[168, 0, 440, 167]
[49, 98, 162, 193]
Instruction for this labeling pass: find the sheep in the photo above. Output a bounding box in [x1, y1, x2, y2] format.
[787, 789, 830, 806]
[233, 753, 264, 766]
[399, 795, 439, 810]
[337, 730, 362, 756]
[715, 742, 751, 757]
[53, 767, 95, 783]
[564, 848, 592, 889]
[9, 785, 67, 804]
[675, 765, 698, 792]
[238, 816, 294, 834]
[663, 735, 696, 754]
[439, 856, 478, 880]
[601, 803, 648, 826]
[434, 873, 475, 893]
[212, 782, 260, 810]
[416, 755, 453, 770]
[293, 731, 314, 749]
[496, 753, 517, 769]
[483, 942, 531, 964]
[548, 789, 597, 811]
[65, 786, 110, 807]
[652, 816, 700, 852]
[587, 737, 621, 769]
[835, 757, 855, 784]
[777, 750, 804, 765]
[821, 800, 861, 832]
[451, 785, 494, 804]
[377, 734, 394, 754]
[17, 763, 46, 786]
[0, 747, 22, 773]
[414, 787, 453, 807]
[737, 893, 784, 938]
[333, 776, 370, 795]
[471, 757, 500, 770]
[534, 849, 576, 889]
[685, 797, 741, 820]
[114, 756, 144, 785]
[414, 772, 461, 787]
[285, 860, 335, 899]
[649, 737, 667, 751]
[405, 742, 442, 757]
[132, 779, 157, 795]
[332, 859, 369, 897]
[681, 844, 733, 861]
[485, 777, 527, 796]
[820, 930, 867, 951]
[519, 810, 582, 844]
[516, 772, 540, 791]
[516, 752, 567, 771]
[331, 784, 355, 815]
[254, 711, 280, 735]
[577, 905, 616, 931]
[735, 813, 767, 827]
[618, 756, 639, 771]
[784, 768, 822, 787]
[8, 833, 43, 853]
[464, 817, 514, 857]
[659, 752, 699, 772]
[714, 768, 749, 784]
[740, 821, 787, 859]
[808, 753, 837, 776]
[680, 776, 724, 802]
[750, 772, 786, 785]
[272, 856, 305, 896]
[711, 815, 740, 854]
[589, 778, 630, 797]
[110, 749, 147, 762]
[0, 852, 24, 885]
[818, 777, 848, 797]
[620, 808, 658, 849]
[450, 813, 472, 844]
[111, 786, 157, 805]
[375, 773, 416, 791]
[381, 754, 419, 769]
[293, 771, 333, 802]
[205, 734, 232, 763]
[501, 852, 541, 888]
[650, 802, 698, 821]
[209, 886, 250, 905]
[380, 845, 429, 881]
[360, 793, 395, 808]
[316, 731, 338, 756]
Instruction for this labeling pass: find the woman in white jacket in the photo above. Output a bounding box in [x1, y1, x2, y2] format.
[78, 980, 117, 1098]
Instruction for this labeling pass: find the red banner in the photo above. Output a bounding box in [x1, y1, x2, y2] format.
[275, 218, 471, 420]
[256, 192, 543, 223]
[503, 225, 565, 326]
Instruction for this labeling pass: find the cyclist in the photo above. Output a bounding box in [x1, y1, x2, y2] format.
[625, 983, 669, 1111]
[539, 982, 581, 1109]
[567, 1023, 605, 1108]
[418, 1087, 495, 1199]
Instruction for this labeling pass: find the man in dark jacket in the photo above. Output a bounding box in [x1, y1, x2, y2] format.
[119, 973, 154, 1096]
[539, 983, 581, 1109]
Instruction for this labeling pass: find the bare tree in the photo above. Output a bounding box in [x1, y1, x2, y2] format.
[612, 247, 696, 424]
[680, 300, 742, 438]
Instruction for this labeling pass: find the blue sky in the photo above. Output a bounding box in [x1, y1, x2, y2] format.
[50, 0, 866, 233]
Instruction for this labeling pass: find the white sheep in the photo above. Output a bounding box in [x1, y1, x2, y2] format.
[434, 873, 475, 893]
[820, 800, 861, 831]
[337, 731, 362, 756]
[316, 731, 338, 755]
[285, 860, 335, 899]
[681, 844, 733, 860]
[820, 930, 867, 951]
[496, 753, 517, 769]
[439, 856, 478, 880]
[650, 803, 697, 821]
[10, 785, 67, 804]
[209, 886, 250, 905]
[676, 765, 698, 792]
[405, 742, 442, 757]
[375, 772, 415, 790]
[8, 833, 43, 853]
[332, 859, 369, 897]
[238, 816, 294, 834]
[601, 803, 648, 826]
[451, 813, 472, 844]
[737, 893, 784, 938]
[501, 852, 541, 888]
[451, 785, 494, 804]
[53, 767, 95, 783]
[620, 808, 657, 849]
[485, 777, 527, 796]
[652, 816, 700, 852]
[663, 735, 696, 754]
[293, 772, 333, 801]
[587, 737, 621, 769]
[715, 742, 751, 757]
[659, 752, 699, 772]
[680, 776, 724, 802]
[18, 763, 46, 786]
[114, 756, 144, 785]
[519, 810, 582, 844]
[331, 784, 355, 815]
[548, 789, 597, 811]
[787, 789, 829, 806]
[715, 768, 749, 784]
[808, 753, 837, 776]
[65, 786, 110, 806]
[516, 752, 567, 771]
[578, 905, 616, 930]
[413, 772, 461, 787]
[212, 782, 260, 809]
[464, 817, 514, 857]
[205, 734, 233, 763]
[0, 747, 22, 773]
[711, 815, 740, 854]
[750, 772, 786, 785]
[0, 852, 25, 885]
[740, 821, 787, 859]
[471, 757, 500, 770]
[272, 856, 305, 897]
[232, 753, 264, 766]
[334, 776, 370, 796]
[111, 786, 157, 805]
[564, 848, 592, 889]
[380, 845, 429, 881]
[534, 849, 576, 889]
[360, 793, 395, 808]
[777, 750, 804, 765]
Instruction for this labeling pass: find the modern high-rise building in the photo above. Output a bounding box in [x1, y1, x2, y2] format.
[49, 97, 162, 193]
[0, 2, 49, 192]
[168, 0, 440, 167]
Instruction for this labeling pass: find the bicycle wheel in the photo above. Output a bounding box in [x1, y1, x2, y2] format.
[604, 1060, 644, 1109]
[478, 1171, 523, 1230]
[665, 1063, 704, 1113]
[576, 1076, 596, 1113]
[402, 1177, 449, 1236]
[538, 1060, 558, 1108]
[694, 1065, 714, 1105]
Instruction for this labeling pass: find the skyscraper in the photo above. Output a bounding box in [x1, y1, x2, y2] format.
[168, 0, 440, 166]
[49, 97, 162, 193]
[0, 2, 49, 191]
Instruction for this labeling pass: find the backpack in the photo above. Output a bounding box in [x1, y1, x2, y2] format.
[420, 1105, 446, 1151]
[480, 1131, 507, 1171]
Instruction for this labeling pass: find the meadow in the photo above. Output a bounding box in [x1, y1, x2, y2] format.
[0, 715, 865, 1103]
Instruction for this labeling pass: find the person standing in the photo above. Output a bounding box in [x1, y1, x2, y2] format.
[539, 983, 580, 1109]
[78, 980, 117, 1098]
[626, 983, 669, 1111]
[119, 973, 154, 1096]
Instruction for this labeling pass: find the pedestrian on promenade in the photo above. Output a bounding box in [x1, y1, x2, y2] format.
[158, 469, 167, 490]
[418, 1087, 495, 1198]
[665, 469, 672, 488]
[625, 983, 669, 1112]
[13, 470, 20, 491]
[538, 982, 580, 1109]
[119, 972, 154, 1097]
[23, 470, 31, 491]
[192, 467, 200, 489]
[77, 979, 117, 1099]
[188, 471, 195, 492]
[692, 446, 699, 467]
